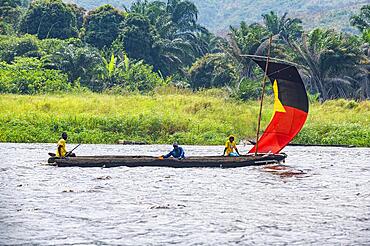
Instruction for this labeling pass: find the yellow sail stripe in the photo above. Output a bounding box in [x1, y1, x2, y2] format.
[273, 79, 286, 113]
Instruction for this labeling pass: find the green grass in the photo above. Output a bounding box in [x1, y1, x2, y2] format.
[0, 90, 369, 146]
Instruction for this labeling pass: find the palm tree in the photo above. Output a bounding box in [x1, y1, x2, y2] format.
[153, 37, 195, 76]
[262, 11, 303, 44]
[227, 22, 270, 84]
[166, 0, 198, 32]
[129, 0, 205, 76]
[292, 29, 367, 100]
[350, 5, 370, 32]
[43, 44, 102, 87]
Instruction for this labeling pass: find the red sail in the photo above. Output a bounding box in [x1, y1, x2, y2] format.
[248, 57, 309, 154]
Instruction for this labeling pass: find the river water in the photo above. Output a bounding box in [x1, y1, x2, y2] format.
[0, 143, 369, 245]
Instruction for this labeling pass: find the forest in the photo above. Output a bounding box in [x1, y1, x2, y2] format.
[65, 0, 369, 34]
[0, 0, 369, 101]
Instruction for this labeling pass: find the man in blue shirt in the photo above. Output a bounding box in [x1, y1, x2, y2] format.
[161, 143, 185, 160]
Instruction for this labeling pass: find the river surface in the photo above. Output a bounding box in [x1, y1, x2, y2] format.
[0, 143, 369, 245]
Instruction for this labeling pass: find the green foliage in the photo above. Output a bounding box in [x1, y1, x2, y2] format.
[83, 4, 125, 49]
[350, 4, 370, 32]
[0, 0, 24, 26]
[362, 28, 370, 43]
[67, 3, 86, 30]
[292, 28, 368, 100]
[230, 22, 269, 56]
[98, 52, 167, 92]
[0, 20, 13, 35]
[42, 40, 102, 87]
[119, 13, 155, 64]
[189, 53, 237, 89]
[0, 57, 71, 94]
[234, 78, 262, 101]
[129, 0, 208, 76]
[19, 0, 79, 39]
[0, 34, 40, 63]
[69, 0, 366, 34]
[262, 11, 303, 42]
[0, 94, 369, 146]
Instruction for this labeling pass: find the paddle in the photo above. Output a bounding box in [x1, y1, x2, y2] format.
[66, 144, 81, 157]
[49, 143, 81, 157]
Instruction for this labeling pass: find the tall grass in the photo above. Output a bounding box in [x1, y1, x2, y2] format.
[0, 92, 369, 146]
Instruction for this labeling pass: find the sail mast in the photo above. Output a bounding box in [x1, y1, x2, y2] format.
[255, 36, 273, 156]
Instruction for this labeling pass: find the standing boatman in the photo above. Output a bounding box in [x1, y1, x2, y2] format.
[223, 135, 241, 157]
[56, 132, 76, 158]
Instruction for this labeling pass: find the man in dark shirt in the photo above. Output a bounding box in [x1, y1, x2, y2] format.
[161, 143, 185, 160]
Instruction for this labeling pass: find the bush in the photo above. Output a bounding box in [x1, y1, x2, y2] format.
[0, 34, 41, 63]
[83, 4, 125, 49]
[0, 57, 71, 94]
[235, 78, 262, 101]
[18, 0, 79, 39]
[189, 53, 237, 89]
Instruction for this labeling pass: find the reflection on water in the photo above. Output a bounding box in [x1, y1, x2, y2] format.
[0, 143, 369, 245]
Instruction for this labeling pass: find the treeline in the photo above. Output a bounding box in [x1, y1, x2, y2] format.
[0, 0, 369, 100]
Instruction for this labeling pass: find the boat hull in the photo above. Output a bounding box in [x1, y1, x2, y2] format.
[47, 154, 287, 168]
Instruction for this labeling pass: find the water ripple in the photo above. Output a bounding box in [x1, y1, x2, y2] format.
[0, 143, 369, 245]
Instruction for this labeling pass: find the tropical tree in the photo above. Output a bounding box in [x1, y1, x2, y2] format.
[166, 0, 198, 32]
[0, 34, 40, 63]
[292, 29, 368, 100]
[129, 0, 208, 76]
[152, 37, 196, 76]
[0, 0, 25, 28]
[227, 22, 270, 85]
[0, 19, 12, 35]
[195, 30, 225, 55]
[119, 13, 155, 64]
[130, 0, 166, 25]
[188, 53, 237, 89]
[67, 3, 86, 30]
[19, 0, 79, 39]
[262, 11, 303, 44]
[95, 52, 166, 92]
[350, 5, 370, 32]
[42, 42, 102, 88]
[83, 4, 125, 49]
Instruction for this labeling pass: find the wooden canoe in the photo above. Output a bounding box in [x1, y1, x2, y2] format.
[47, 154, 287, 168]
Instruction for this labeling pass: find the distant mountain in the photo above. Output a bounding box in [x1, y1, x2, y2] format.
[64, 0, 368, 34]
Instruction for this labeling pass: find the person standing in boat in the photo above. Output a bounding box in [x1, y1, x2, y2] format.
[160, 143, 185, 160]
[223, 135, 240, 157]
[56, 132, 76, 158]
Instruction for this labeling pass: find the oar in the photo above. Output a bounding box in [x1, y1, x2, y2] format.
[66, 144, 81, 157]
[48, 143, 81, 157]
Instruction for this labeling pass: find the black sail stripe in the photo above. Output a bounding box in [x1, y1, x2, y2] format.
[252, 58, 309, 113]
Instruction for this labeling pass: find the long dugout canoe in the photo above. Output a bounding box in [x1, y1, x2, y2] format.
[47, 154, 287, 168]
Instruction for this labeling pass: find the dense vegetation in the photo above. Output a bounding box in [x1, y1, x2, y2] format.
[0, 0, 369, 145]
[65, 0, 368, 34]
[0, 0, 369, 100]
[1, 92, 369, 146]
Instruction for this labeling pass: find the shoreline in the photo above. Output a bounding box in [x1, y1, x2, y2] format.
[0, 93, 369, 147]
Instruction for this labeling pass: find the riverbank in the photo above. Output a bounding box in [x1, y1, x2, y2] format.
[0, 91, 369, 146]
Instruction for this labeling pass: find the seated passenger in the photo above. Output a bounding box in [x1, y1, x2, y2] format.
[161, 143, 185, 160]
[223, 135, 240, 157]
[56, 132, 76, 158]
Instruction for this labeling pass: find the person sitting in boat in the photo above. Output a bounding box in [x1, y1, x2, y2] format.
[161, 143, 185, 160]
[223, 135, 240, 157]
[56, 132, 76, 158]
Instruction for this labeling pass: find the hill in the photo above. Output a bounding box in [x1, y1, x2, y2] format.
[64, 0, 368, 34]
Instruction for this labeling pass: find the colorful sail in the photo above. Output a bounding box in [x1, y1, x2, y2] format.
[249, 56, 309, 154]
